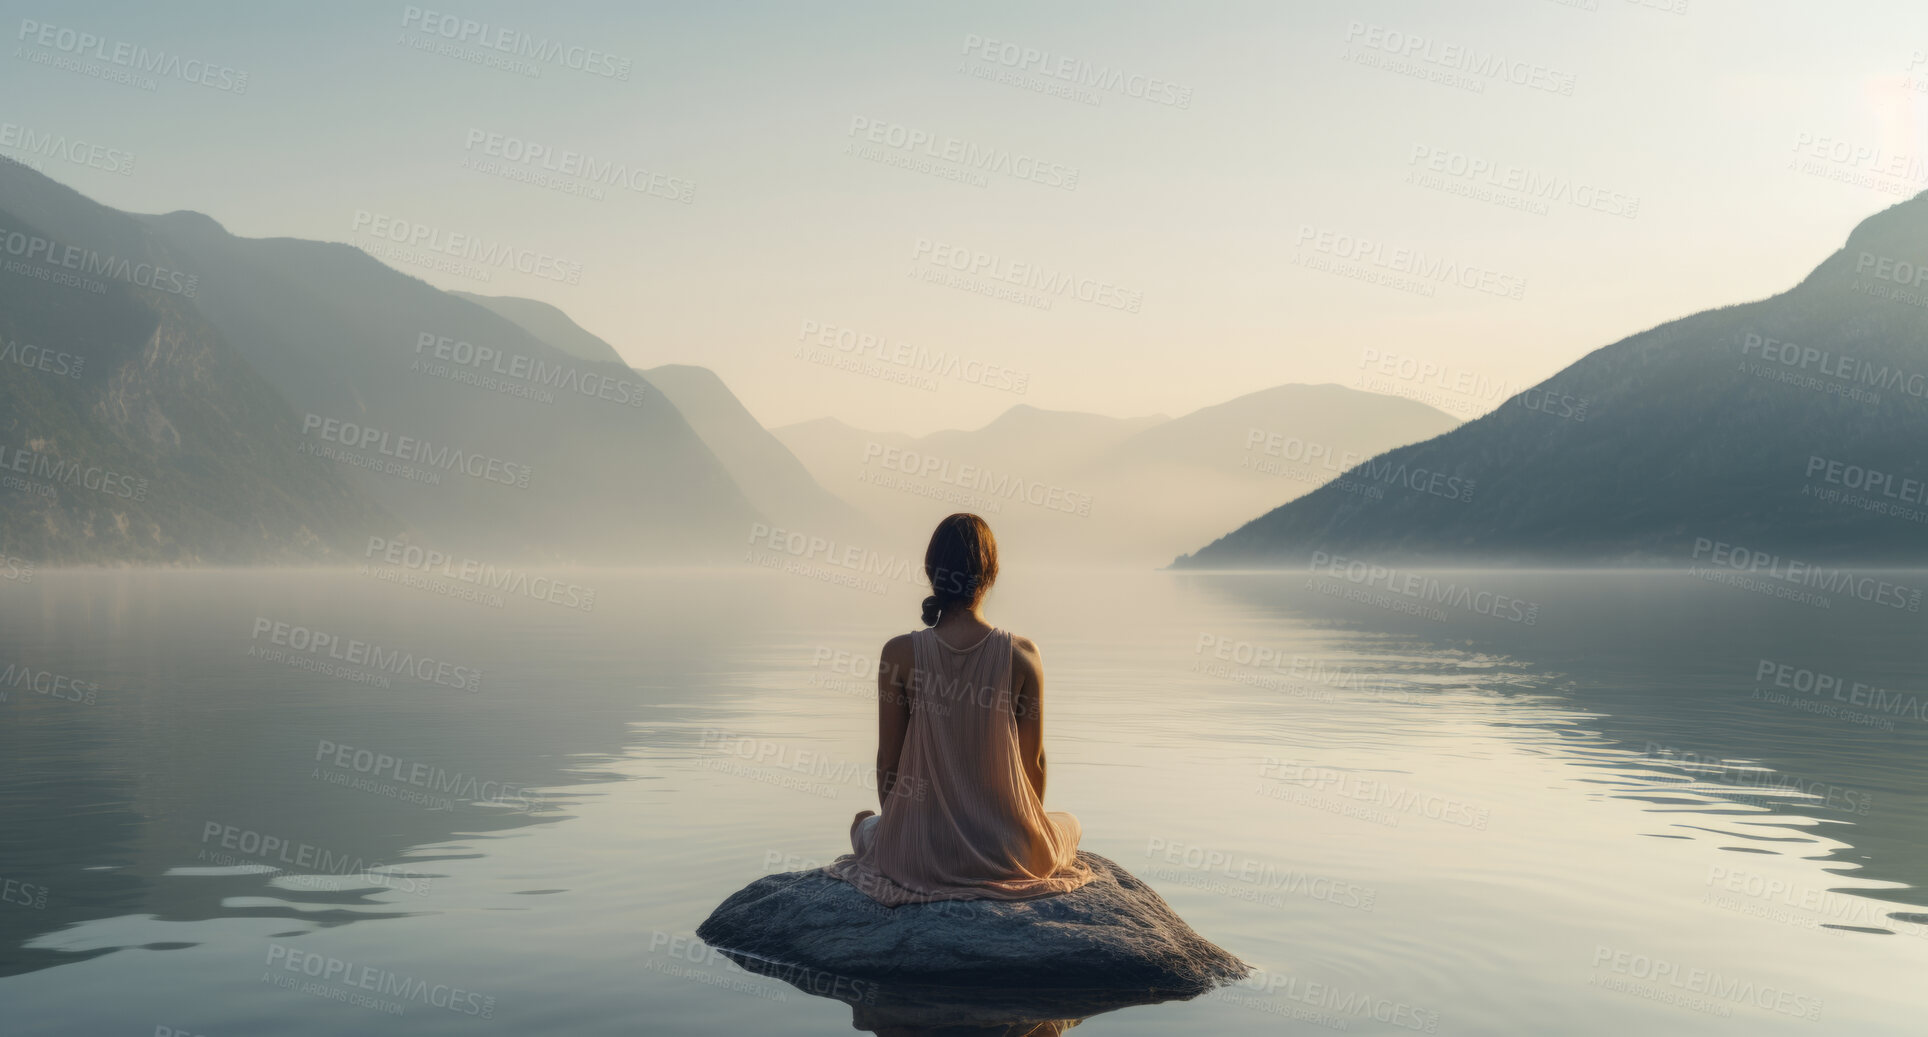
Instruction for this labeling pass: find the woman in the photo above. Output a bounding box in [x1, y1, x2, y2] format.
[825, 513, 1094, 906]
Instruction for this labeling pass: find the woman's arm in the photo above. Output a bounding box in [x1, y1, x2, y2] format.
[1011, 635, 1047, 803]
[874, 634, 914, 805]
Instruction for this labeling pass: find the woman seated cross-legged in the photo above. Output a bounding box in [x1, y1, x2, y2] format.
[824, 513, 1094, 906]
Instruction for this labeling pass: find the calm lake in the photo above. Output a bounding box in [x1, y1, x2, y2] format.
[2, 564, 1925, 1034]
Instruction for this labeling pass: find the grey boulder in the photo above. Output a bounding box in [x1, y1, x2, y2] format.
[694, 851, 1249, 998]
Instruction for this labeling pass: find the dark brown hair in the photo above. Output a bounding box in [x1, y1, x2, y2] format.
[921, 513, 998, 626]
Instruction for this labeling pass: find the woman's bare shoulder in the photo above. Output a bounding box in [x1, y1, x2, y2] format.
[881, 632, 915, 659]
[1008, 632, 1042, 662]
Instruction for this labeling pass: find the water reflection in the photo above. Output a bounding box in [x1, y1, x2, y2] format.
[4, 569, 1927, 1033]
[1187, 569, 1928, 930]
[0, 569, 741, 977]
[721, 947, 1237, 1034]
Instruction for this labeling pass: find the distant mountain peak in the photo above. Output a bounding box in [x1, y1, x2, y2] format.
[1843, 189, 1928, 248]
[145, 210, 229, 236]
[975, 401, 1167, 434]
[644, 361, 721, 382]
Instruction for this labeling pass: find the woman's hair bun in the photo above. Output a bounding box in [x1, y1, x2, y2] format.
[920, 595, 942, 627]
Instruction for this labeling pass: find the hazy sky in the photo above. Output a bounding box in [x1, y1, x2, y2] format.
[7, 0, 1926, 434]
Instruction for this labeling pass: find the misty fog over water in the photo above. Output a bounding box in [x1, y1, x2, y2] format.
[2, 567, 1925, 1033]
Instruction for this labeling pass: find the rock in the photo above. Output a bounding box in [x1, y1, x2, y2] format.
[694, 851, 1249, 1001]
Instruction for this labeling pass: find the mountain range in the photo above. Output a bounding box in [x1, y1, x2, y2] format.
[0, 159, 759, 563]
[777, 386, 1460, 567]
[0, 160, 1464, 568]
[11, 156, 1921, 570]
[1176, 192, 1928, 568]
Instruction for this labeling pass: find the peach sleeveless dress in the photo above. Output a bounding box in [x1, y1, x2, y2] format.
[824, 626, 1094, 905]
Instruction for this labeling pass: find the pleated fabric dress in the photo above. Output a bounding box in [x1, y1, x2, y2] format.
[824, 626, 1094, 905]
